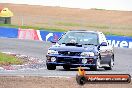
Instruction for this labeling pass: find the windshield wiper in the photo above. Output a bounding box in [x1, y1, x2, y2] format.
[62, 42, 82, 47]
[62, 43, 66, 44]
[62, 42, 78, 44]
[82, 44, 97, 46]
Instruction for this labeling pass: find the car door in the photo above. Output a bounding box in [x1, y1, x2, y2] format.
[100, 44, 110, 64]
[98, 33, 110, 64]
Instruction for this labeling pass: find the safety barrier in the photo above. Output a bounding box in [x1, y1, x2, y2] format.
[106, 35, 132, 48]
[18, 28, 40, 40]
[0, 27, 132, 48]
[0, 27, 18, 38]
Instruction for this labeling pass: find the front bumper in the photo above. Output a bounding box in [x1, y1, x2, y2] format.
[46, 55, 98, 67]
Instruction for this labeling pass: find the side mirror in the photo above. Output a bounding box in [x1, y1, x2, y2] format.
[97, 42, 107, 50]
[100, 42, 107, 46]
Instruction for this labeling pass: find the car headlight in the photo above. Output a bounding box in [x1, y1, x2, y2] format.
[47, 50, 58, 55]
[80, 52, 94, 57]
[51, 57, 56, 62]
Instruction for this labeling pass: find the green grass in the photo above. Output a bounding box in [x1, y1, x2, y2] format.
[0, 24, 19, 28]
[90, 8, 106, 10]
[0, 24, 66, 32]
[39, 27, 66, 32]
[0, 52, 23, 66]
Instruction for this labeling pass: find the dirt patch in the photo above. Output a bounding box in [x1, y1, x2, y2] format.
[1, 3, 132, 36]
[0, 76, 131, 88]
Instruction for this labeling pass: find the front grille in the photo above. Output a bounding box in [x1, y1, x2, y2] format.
[57, 57, 80, 64]
[58, 51, 81, 56]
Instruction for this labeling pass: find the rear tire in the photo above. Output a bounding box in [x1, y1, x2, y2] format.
[104, 56, 114, 70]
[47, 64, 56, 70]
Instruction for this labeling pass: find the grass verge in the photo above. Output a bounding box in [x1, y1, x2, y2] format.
[0, 24, 66, 32]
[0, 52, 23, 66]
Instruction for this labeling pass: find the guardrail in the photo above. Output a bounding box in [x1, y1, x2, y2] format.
[0, 27, 132, 48]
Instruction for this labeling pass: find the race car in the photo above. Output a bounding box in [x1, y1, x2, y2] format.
[46, 30, 114, 71]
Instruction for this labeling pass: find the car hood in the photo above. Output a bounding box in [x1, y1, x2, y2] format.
[49, 43, 97, 52]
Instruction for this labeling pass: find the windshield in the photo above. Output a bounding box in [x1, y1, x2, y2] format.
[58, 31, 98, 45]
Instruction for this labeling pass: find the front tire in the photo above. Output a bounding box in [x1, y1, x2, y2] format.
[47, 64, 56, 70]
[90, 58, 100, 71]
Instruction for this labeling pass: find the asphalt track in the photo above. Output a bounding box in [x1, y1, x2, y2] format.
[0, 38, 132, 77]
